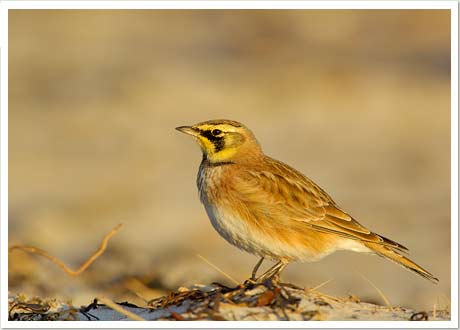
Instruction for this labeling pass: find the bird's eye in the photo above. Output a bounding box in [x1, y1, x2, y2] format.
[211, 129, 222, 136]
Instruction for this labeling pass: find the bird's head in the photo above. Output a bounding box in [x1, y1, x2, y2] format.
[176, 119, 263, 164]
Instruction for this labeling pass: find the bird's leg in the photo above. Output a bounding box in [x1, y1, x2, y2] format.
[256, 260, 286, 282]
[274, 262, 287, 278]
[251, 257, 265, 280]
[269, 262, 288, 283]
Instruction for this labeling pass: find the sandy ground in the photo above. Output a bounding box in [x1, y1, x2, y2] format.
[8, 9, 451, 316]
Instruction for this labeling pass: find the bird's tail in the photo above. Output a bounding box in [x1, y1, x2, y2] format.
[363, 241, 439, 284]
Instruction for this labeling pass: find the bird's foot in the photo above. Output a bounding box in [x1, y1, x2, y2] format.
[243, 273, 282, 288]
[269, 273, 282, 284]
[243, 277, 259, 288]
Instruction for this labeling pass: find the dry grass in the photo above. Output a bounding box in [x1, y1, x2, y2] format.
[96, 297, 145, 321]
[310, 278, 334, 291]
[197, 254, 240, 285]
[355, 270, 393, 310]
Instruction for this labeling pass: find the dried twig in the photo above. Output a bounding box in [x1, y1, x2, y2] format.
[197, 254, 239, 285]
[9, 223, 123, 276]
[97, 297, 145, 321]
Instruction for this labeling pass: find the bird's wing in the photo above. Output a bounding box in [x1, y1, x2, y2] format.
[234, 157, 407, 252]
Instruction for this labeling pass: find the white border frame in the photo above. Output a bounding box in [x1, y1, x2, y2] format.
[0, 1, 458, 328]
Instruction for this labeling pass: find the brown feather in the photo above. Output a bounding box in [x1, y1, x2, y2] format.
[363, 242, 438, 283]
[236, 156, 408, 252]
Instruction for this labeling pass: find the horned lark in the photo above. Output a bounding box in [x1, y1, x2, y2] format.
[176, 119, 438, 283]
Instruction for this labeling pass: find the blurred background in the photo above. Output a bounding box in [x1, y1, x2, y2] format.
[9, 10, 451, 311]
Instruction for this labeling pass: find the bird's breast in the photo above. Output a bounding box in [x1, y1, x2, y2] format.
[197, 163, 222, 204]
[197, 163, 268, 256]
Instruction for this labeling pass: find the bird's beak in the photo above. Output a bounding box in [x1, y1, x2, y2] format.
[175, 125, 200, 137]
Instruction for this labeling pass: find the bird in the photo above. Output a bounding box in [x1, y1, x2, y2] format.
[175, 119, 438, 284]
